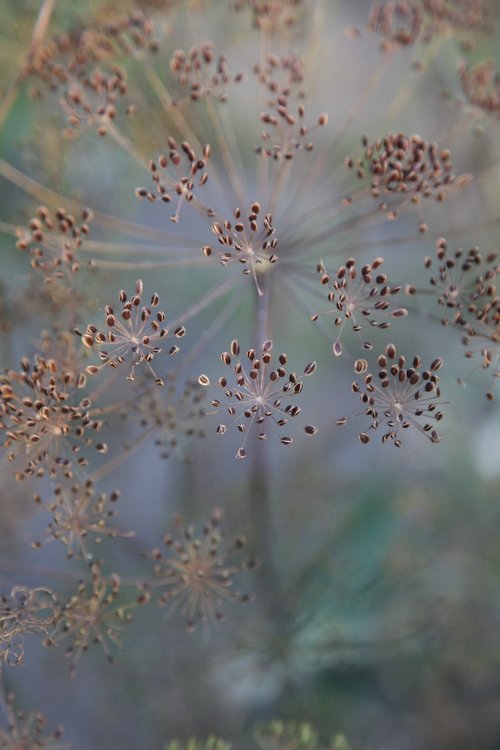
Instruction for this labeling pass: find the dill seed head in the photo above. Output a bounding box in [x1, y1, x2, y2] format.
[198, 339, 317, 458]
[136, 139, 210, 222]
[0, 354, 106, 481]
[346, 132, 470, 229]
[312, 256, 408, 357]
[32, 480, 133, 560]
[145, 509, 258, 631]
[81, 279, 186, 385]
[368, 1, 425, 49]
[337, 343, 445, 447]
[169, 41, 243, 102]
[15, 205, 93, 281]
[0, 692, 65, 749]
[202, 203, 278, 296]
[458, 59, 500, 117]
[131, 377, 206, 461]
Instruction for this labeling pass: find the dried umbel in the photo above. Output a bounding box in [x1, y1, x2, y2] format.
[32, 480, 134, 560]
[135, 140, 210, 222]
[81, 279, 186, 385]
[0, 355, 106, 480]
[233, 0, 305, 32]
[145, 509, 257, 631]
[337, 343, 445, 447]
[461, 295, 500, 401]
[346, 132, 468, 231]
[132, 378, 206, 461]
[169, 42, 243, 102]
[202, 203, 278, 296]
[417, 237, 498, 325]
[0, 586, 58, 666]
[368, 1, 425, 48]
[459, 59, 500, 117]
[421, 0, 490, 31]
[0, 692, 66, 750]
[256, 61, 328, 161]
[312, 257, 408, 356]
[60, 66, 129, 137]
[198, 340, 318, 459]
[15, 206, 93, 281]
[58, 564, 144, 675]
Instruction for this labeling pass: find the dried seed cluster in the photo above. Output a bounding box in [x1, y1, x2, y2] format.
[337, 343, 444, 447]
[32, 480, 133, 560]
[135, 139, 210, 222]
[202, 203, 278, 295]
[459, 59, 500, 117]
[0, 587, 58, 667]
[145, 509, 257, 631]
[170, 42, 244, 102]
[346, 132, 469, 231]
[313, 257, 408, 357]
[81, 279, 186, 385]
[0, 355, 106, 480]
[198, 340, 317, 458]
[0, 692, 65, 750]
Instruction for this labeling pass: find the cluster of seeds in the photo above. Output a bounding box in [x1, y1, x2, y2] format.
[233, 0, 305, 32]
[169, 42, 244, 102]
[81, 279, 186, 386]
[198, 340, 317, 459]
[346, 132, 469, 231]
[0, 355, 106, 481]
[144, 509, 257, 631]
[58, 563, 146, 675]
[313, 257, 408, 357]
[458, 59, 500, 117]
[135, 140, 210, 222]
[337, 343, 444, 447]
[421, 0, 490, 31]
[0, 692, 65, 749]
[202, 203, 278, 296]
[368, 1, 425, 48]
[132, 378, 206, 461]
[15, 206, 93, 281]
[60, 66, 129, 137]
[32, 480, 133, 560]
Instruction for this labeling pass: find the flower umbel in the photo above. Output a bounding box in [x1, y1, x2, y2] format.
[337, 343, 445, 447]
[199, 339, 317, 458]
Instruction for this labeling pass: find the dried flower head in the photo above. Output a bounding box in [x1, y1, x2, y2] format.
[416, 237, 498, 325]
[58, 563, 143, 675]
[15, 206, 93, 281]
[0, 693, 66, 750]
[32, 480, 134, 560]
[202, 203, 278, 295]
[368, 1, 425, 49]
[346, 132, 469, 231]
[421, 0, 490, 31]
[459, 59, 500, 117]
[146, 509, 257, 631]
[255, 58, 328, 160]
[233, 0, 305, 32]
[169, 42, 243, 102]
[198, 339, 317, 459]
[135, 140, 210, 222]
[132, 377, 206, 460]
[337, 343, 445, 447]
[0, 355, 106, 480]
[60, 66, 129, 137]
[0, 587, 57, 666]
[312, 257, 408, 356]
[81, 279, 186, 385]
[461, 295, 500, 400]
